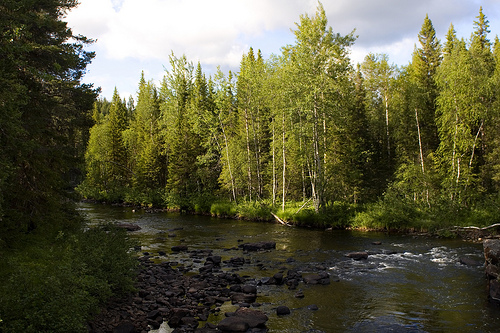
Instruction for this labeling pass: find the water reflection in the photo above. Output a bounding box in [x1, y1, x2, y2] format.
[78, 203, 499, 332]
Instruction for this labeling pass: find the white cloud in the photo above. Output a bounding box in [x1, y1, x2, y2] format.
[67, 0, 318, 67]
[66, 0, 500, 99]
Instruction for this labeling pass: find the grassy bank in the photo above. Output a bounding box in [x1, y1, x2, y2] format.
[78, 182, 500, 236]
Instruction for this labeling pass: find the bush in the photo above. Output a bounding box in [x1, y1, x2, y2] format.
[0, 225, 137, 333]
[351, 196, 425, 231]
[236, 201, 272, 220]
[273, 201, 358, 228]
[210, 201, 237, 217]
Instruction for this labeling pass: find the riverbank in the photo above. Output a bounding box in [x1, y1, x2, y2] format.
[84, 196, 500, 242]
[85, 199, 500, 243]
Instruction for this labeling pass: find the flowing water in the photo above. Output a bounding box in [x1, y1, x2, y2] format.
[78, 202, 500, 332]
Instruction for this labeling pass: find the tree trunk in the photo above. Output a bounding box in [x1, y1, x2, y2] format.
[244, 107, 253, 201]
[219, 115, 237, 203]
[415, 108, 425, 174]
[282, 109, 286, 212]
[272, 119, 276, 206]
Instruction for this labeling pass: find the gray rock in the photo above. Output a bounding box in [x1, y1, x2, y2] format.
[346, 251, 369, 260]
[484, 239, 500, 265]
[171, 245, 188, 252]
[218, 307, 268, 331]
[459, 256, 483, 266]
[276, 305, 291, 316]
[217, 317, 249, 332]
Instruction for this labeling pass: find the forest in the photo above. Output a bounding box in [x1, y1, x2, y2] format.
[0, 1, 136, 332]
[79, 4, 500, 231]
[0, 1, 499, 331]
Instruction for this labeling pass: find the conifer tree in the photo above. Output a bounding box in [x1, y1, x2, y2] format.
[125, 72, 164, 195]
[189, 63, 220, 195]
[160, 54, 199, 207]
[107, 88, 130, 184]
[0, 0, 97, 236]
[392, 15, 441, 205]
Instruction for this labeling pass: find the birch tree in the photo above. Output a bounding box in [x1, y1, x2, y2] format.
[436, 7, 494, 204]
[282, 2, 355, 212]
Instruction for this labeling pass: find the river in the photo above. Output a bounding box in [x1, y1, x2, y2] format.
[78, 202, 500, 332]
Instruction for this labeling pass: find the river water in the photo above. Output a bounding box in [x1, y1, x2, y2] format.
[78, 203, 500, 332]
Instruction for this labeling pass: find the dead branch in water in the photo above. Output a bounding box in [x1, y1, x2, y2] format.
[271, 212, 292, 226]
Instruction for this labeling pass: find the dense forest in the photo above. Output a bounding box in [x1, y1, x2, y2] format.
[0, 1, 136, 332]
[80, 4, 500, 231]
[1, 0, 499, 331]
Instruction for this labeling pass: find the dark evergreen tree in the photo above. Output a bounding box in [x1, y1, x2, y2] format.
[0, 0, 97, 239]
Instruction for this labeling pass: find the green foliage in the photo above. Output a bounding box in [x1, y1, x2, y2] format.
[77, 5, 500, 232]
[0, 225, 137, 333]
[352, 199, 425, 231]
[210, 201, 238, 217]
[236, 201, 272, 221]
[0, 0, 97, 239]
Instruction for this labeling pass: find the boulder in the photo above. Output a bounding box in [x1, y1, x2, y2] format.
[206, 255, 222, 266]
[307, 304, 319, 311]
[276, 305, 291, 316]
[232, 307, 268, 327]
[459, 256, 483, 266]
[217, 307, 268, 332]
[486, 264, 500, 279]
[239, 241, 276, 252]
[490, 279, 500, 302]
[241, 285, 257, 294]
[171, 245, 188, 252]
[217, 317, 249, 332]
[346, 251, 369, 260]
[303, 272, 330, 285]
[484, 239, 500, 265]
[484, 239, 500, 303]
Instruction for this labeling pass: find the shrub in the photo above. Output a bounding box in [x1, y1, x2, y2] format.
[210, 201, 237, 217]
[0, 225, 137, 333]
[236, 201, 272, 221]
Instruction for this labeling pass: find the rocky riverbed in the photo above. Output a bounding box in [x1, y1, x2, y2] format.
[88, 241, 333, 333]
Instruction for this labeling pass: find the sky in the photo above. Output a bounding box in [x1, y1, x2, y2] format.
[65, 0, 500, 100]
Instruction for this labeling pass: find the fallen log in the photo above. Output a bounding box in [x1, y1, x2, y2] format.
[271, 212, 292, 227]
[451, 223, 500, 231]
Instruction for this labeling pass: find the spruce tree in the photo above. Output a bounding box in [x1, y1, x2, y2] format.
[0, 0, 97, 238]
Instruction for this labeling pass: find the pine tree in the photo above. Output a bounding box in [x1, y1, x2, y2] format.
[392, 15, 442, 205]
[189, 62, 220, 195]
[160, 53, 199, 207]
[126, 72, 163, 194]
[444, 24, 457, 57]
[107, 88, 130, 184]
[0, 0, 97, 237]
